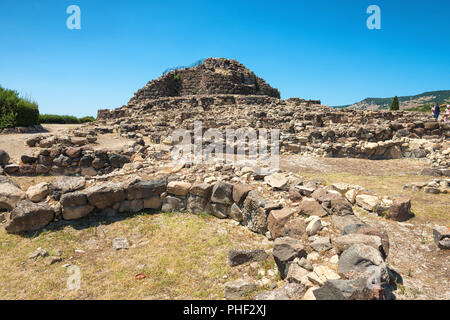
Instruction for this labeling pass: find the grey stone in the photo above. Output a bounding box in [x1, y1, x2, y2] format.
[273, 236, 307, 279]
[5, 200, 55, 234]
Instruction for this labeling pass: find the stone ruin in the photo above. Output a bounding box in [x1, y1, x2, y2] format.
[0, 57, 449, 300]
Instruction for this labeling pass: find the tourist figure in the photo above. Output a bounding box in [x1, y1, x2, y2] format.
[433, 104, 440, 120]
[444, 105, 450, 123]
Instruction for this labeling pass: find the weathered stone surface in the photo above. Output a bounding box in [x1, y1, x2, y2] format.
[26, 182, 49, 203]
[299, 198, 327, 217]
[5, 200, 55, 233]
[286, 262, 309, 284]
[109, 153, 131, 168]
[0, 149, 10, 165]
[387, 197, 412, 221]
[206, 202, 230, 219]
[338, 244, 389, 283]
[242, 191, 267, 234]
[126, 179, 167, 200]
[167, 181, 191, 197]
[334, 234, 383, 255]
[264, 173, 288, 190]
[288, 187, 303, 202]
[224, 279, 257, 299]
[186, 194, 207, 214]
[342, 224, 390, 258]
[433, 226, 450, 250]
[119, 199, 144, 213]
[273, 236, 307, 279]
[267, 208, 294, 239]
[86, 183, 126, 209]
[62, 204, 94, 220]
[0, 178, 26, 210]
[51, 176, 86, 194]
[331, 215, 363, 231]
[189, 183, 212, 198]
[282, 217, 306, 239]
[228, 249, 269, 266]
[65, 147, 82, 159]
[210, 181, 233, 205]
[161, 196, 185, 212]
[229, 203, 243, 222]
[306, 217, 322, 236]
[356, 194, 379, 212]
[313, 278, 383, 300]
[309, 236, 332, 253]
[232, 183, 252, 204]
[143, 196, 162, 210]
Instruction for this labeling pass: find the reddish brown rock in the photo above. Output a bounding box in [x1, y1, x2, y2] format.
[388, 197, 412, 221]
[299, 198, 328, 217]
[268, 208, 295, 239]
[232, 183, 252, 204]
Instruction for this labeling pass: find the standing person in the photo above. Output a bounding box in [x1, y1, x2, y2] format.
[434, 104, 440, 120]
[444, 105, 450, 123]
[432, 104, 436, 118]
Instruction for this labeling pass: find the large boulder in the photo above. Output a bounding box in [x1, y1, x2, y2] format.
[26, 182, 49, 203]
[298, 198, 327, 217]
[126, 179, 167, 200]
[273, 236, 307, 279]
[342, 224, 390, 258]
[264, 173, 288, 190]
[387, 197, 412, 221]
[86, 182, 126, 209]
[210, 181, 233, 205]
[0, 149, 10, 165]
[167, 181, 191, 198]
[60, 191, 94, 220]
[0, 177, 26, 210]
[338, 244, 389, 284]
[232, 183, 252, 204]
[50, 176, 86, 200]
[334, 234, 384, 256]
[5, 200, 55, 233]
[356, 195, 379, 212]
[267, 208, 295, 239]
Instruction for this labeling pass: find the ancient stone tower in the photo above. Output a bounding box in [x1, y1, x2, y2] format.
[127, 58, 280, 106]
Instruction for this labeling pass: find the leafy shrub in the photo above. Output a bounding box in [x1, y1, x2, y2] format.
[15, 100, 39, 127]
[0, 86, 40, 128]
[39, 114, 96, 124]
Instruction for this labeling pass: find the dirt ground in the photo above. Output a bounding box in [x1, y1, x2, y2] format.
[0, 124, 135, 163]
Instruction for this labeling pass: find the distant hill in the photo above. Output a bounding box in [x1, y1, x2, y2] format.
[333, 90, 450, 111]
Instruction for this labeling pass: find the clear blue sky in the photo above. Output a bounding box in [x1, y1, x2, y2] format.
[1, 0, 449, 116]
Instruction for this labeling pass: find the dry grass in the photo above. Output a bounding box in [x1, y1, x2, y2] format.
[300, 172, 449, 224]
[0, 212, 274, 300]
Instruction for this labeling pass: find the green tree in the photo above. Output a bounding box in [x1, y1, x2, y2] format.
[390, 96, 400, 111]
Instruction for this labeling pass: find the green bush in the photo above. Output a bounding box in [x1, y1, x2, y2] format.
[0, 86, 40, 128]
[39, 114, 96, 124]
[15, 100, 39, 127]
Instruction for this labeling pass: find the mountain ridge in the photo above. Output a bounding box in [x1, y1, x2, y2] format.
[333, 90, 450, 110]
